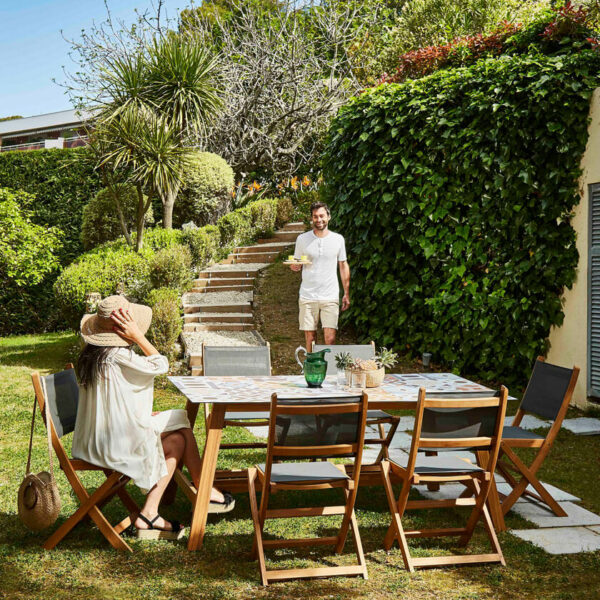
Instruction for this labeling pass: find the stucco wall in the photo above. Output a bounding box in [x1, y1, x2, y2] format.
[547, 87, 600, 408]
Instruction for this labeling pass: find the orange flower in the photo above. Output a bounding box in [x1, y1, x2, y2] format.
[302, 175, 311, 187]
[290, 176, 299, 190]
[252, 180, 262, 191]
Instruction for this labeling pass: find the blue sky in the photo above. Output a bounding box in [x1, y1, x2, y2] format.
[0, 0, 189, 118]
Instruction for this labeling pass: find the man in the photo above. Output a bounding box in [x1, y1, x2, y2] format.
[290, 201, 350, 349]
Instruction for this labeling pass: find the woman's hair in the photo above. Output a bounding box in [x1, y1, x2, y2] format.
[76, 344, 115, 388]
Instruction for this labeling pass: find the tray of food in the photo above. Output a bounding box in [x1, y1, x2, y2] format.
[284, 255, 312, 266]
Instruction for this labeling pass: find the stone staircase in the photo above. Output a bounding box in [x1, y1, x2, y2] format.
[181, 222, 305, 375]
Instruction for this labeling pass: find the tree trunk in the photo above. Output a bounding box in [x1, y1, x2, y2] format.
[102, 169, 133, 247]
[161, 185, 179, 229]
[135, 184, 147, 252]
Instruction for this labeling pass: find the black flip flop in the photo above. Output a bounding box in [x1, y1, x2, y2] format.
[208, 492, 235, 514]
[135, 513, 186, 540]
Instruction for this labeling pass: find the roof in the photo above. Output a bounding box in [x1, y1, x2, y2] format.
[0, 108, 94, 139]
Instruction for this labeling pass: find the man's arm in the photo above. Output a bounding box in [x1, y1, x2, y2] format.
[339, 260, 350, 311]
[290, 235, 302, 272]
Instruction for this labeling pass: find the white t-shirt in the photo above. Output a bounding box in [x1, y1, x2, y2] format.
[294, 230, 347, 301]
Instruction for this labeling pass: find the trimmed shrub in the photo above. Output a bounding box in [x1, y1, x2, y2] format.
[182, 224, 222, 268]
[249, 198, 278, 238]
[148, 245, 194, 293]
[275, 196, 293, 228]
[218, 206, 253, 249]
[146, 287, 182, 360]
[54, 247, 151, 329]
[174, 151, 234, 227]
[81, 185, 154, 250]
[323, 50, 600, 387]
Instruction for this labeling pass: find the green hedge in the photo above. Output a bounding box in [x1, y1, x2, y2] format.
[0, 147, 100, 264]
[54, 197, 285, 329]
[323, 51, 600, 387]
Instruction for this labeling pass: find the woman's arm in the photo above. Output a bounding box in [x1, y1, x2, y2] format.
[110, 307, 159, 357]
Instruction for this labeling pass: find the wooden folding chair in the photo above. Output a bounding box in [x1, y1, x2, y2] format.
[380, 386, 508, 571]
[202, 343, 272, 450]
[248, 391, 369, 585]
[312, 342, 400, 463]
[498, 357, 579, 517]
[31, 365, 140, 552]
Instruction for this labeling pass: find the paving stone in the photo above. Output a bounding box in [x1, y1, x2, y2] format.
[389, 431, 413, 450]
[561, 417, 600, 435]
[588, 525, 600, 534]
[510, 526, 600, 555]
[245, 425, 269, 439]
[398, 416, 415, 431]
[415, 483, 471, 501]
[388, 448, 409, 462]
[361, 447, 382, 464]
[510, 501, 600, 527]
[494, 477, 580, 503]
[504, 415, 550, 430]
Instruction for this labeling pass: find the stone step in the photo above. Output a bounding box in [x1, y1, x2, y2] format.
[263, 231, 302, 243]
[198, 268, 263, 278]
[233, 242, 292, 254]
[283, 222, 305, 231]
[193, 277, 254, 288]
[183, 322, 254, 332]
[184, 312, 254, 324]
[183, 303, 252, 314]
[191, 365, 203, 376]
[228, 252, 279, 264]
[190, 284, 255, 294]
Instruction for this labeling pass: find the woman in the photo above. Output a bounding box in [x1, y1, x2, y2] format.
[72, 295, 234, 540]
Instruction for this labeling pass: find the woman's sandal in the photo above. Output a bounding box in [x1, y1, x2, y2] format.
[208, 492, 235, 514]
[135, 513, 186, 540]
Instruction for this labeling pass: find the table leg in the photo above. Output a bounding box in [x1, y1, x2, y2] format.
[188, 404, 225, 551]
[476, 450, 506, 532]
[162, 400, 201, 506]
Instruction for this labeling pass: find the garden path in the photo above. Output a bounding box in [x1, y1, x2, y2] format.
[180, 222, 305, 374]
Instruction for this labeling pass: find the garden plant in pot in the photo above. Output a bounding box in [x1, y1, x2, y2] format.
[334, 352, 354, 386]
[350, 347, 398, 388]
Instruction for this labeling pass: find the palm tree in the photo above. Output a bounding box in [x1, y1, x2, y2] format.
[89, 32, 223, 247]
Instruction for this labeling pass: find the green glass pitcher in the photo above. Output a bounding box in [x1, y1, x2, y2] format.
[295, 346, 330, 388]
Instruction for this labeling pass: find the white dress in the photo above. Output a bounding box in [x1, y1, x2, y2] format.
[72, 347, 190, 492]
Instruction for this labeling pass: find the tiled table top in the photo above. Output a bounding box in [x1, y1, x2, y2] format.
[168, 372, 493, 404]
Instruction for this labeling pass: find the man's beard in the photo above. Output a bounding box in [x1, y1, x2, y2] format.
[314, 222, 327, 229]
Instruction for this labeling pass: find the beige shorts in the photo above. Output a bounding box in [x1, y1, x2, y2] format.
[299, 299, 340, 331]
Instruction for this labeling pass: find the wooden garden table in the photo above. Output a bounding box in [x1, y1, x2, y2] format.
[168, 372, 507, 551]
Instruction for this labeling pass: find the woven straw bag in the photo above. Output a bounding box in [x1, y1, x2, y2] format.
[18, 390, 61, 531]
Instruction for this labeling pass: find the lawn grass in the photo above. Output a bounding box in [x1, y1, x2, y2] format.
[1, 268, 600, 599]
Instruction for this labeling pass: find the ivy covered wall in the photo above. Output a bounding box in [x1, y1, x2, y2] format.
[324, 51, 600, 387]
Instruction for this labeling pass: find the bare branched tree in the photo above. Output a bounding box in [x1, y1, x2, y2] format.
[184, 0, 374, 178]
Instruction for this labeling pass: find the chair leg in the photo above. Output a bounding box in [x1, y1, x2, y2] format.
[44, 472, 131, 552]
[374, 417, 400, 464]
[464, 479, 506, 566]
[380, 462, 413, 572]
[348, 505, 368, 580]
[501, 446, 567, 517]
[335, 486, 359, 554]
[251, 473, 271, 560]
[248, 469, 269, 586]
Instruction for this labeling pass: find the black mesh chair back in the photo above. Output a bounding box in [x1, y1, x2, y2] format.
[313, 343, 375, 375]
[42, 369, 79, 438]
[270, 394, 367, 461]
[203, 345, 271, 376]
[413, 390, 506, 455]
[520, 360, 575, 421]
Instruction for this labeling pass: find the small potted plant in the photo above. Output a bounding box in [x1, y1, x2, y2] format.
[351, 347, 398, 388]
[334, 352, 353, 386]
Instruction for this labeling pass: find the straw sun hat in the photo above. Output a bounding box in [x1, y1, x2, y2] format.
[80, 295, 152, 347]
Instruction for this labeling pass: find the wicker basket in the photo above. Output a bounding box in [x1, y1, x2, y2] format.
[365, 367, 385, 388]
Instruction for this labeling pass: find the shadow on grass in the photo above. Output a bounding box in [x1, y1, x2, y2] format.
[0, 332, 79, 371]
